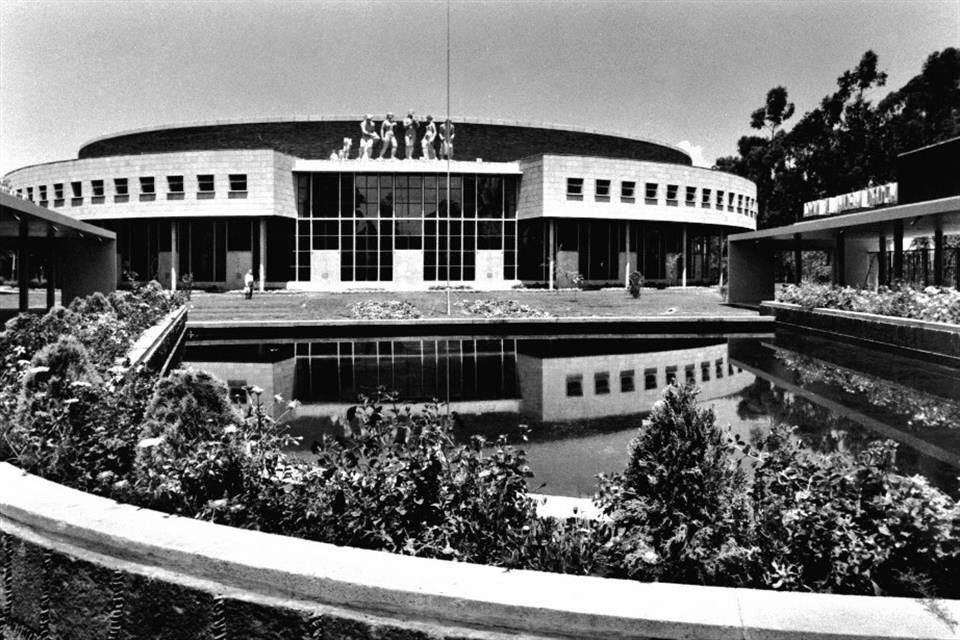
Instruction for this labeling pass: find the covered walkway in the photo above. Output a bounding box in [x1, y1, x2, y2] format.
[729, 137, 960, 305]
[0, 192, 116, 316]
[728, 195, 960, 304]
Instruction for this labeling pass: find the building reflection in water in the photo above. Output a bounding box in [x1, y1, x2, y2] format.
[183, 337, 753, 437]
[183, 331, 960, 497]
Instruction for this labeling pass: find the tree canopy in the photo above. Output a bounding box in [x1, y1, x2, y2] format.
[715, 48, 960, 228]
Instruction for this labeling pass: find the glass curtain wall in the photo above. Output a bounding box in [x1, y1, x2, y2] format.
[516, 221, 725, 286]
[295, 172, 518, 283]
[101, 219, 171, 283]
[293, 338, 519, 402]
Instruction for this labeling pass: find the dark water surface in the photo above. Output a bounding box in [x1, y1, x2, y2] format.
[183, 329, 960, 497]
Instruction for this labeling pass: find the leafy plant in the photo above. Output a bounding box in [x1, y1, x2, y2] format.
[751, 428, 960, 597]
[779, 282, 960, 324]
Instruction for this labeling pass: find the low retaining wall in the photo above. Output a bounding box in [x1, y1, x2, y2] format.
[125, 305, 188, 374]
[188, 315, 775, 341]
[1, 464, 958, 640]
[762, 301, 960, 364]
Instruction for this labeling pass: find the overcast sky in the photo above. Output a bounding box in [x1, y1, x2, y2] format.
[1, 0, 957, 176]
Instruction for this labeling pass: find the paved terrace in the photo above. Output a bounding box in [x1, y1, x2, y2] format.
[185, 286, 770, 339]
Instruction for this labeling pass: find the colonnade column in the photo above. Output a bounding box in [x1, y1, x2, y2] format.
[547, 219, 555, 291]
[793, 233, 803, 284]
[46, 225, 56, 309]
[259, 217, 267, 292]
[834, 231, 846, 286]
[624, 221, 631, 288]
[170, 222, 178, 292]
[18, 218, 29, 312]
[878, 232, 887, 288]
[681, 224, 687, 288]
[893, 220, 904, 281]
[934, 220, 944, 286]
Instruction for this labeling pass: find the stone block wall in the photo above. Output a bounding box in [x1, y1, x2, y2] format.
[0, 533, 448, 640]
[5, 150, 291, 223]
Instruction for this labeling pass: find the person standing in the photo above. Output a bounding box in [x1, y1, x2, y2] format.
[403, 109, 418, 159]
[439, 119, 455, 160]
[243, 269, 255, 299]
[379, 113, 398, 159]
[421, 115, 437, 160]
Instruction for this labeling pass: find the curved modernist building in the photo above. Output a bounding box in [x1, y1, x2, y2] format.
[4, 117, 757, 290]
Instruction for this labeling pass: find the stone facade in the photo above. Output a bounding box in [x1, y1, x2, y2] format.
[518, 155, 757, 229]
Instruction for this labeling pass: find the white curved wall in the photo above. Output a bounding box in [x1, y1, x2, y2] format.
[6, 152, 754, 232]
[4, 150, 297, 222]
[1, 462, 957, 640]
[519, 155, 757, 231]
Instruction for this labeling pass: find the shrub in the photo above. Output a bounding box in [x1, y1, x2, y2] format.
[351, 300, 422, 319]
[596, 384, 960, 596]
[596, 384, 757, 586]
[131, 369, 251, 516]
[0, 285, 184, 491]
[238, 394, 542, 565]
[458, 299, 552, 318]
[3, 336, 152, 496]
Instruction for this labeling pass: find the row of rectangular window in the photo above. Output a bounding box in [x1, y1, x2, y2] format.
[565, 358, 737, 397]
[566, 178, 757, 217]
[16, 174, 248, 207]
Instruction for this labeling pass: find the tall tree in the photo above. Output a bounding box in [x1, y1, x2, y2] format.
[877, 47, 960, 165]
[715, 87, 798, 227]
[715, 48, 959, 229]
[750, 86, 796, 136]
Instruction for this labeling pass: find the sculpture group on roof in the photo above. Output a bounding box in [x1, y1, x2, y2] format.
[331, 111, 455, 161]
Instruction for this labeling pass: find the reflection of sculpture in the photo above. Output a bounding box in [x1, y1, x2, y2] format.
[403, 110, 418, 159]
[379, 113, 398, 159]
[439, 119, 455, 160]
[358, 114, 378, 159]
[421, 115, 437, 160]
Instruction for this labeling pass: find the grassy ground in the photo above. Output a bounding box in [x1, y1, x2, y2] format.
[186, 286, 756, 323]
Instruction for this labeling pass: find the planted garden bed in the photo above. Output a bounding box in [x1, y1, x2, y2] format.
[0, 282, 957, 627]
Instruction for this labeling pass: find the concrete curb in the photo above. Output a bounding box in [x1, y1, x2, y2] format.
[1, 463, 957, 640]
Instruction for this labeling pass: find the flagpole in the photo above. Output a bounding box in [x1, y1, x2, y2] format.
[445, 0, 452, 317]
[444, 0, 452, 413]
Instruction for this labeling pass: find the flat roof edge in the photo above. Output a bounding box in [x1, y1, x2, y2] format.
[0, 192, 116, 240]
[729, 195, 960, 241]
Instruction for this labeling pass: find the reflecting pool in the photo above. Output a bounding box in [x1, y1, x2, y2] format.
[182, 329, 960, 497]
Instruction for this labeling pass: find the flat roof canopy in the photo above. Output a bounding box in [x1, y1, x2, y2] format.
[0, 191, 117, 314]
[0, 192, 116, 241]
[730, 195, 960, 247]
